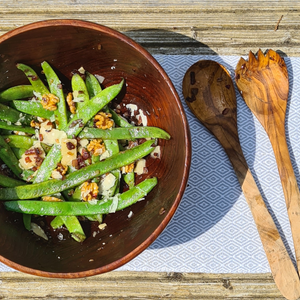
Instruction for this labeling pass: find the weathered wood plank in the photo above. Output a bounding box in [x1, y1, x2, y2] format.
[0, 271, 285, 299]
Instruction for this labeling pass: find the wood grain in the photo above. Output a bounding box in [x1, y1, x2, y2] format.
[235, 50, 300, 281]
[182, 60, 300, 300]
[0, 271, 287, 299]
[0, 0, 299, 298]
[0, 1, 299, 55]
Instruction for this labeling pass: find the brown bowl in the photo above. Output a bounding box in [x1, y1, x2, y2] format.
[0, 19, 191, 278]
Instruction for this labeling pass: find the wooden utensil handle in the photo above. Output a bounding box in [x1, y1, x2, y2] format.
[268, 130, 300, 271]
[211, 126, 300, 300]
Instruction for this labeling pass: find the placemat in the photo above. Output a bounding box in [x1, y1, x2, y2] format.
[1, 55, 299, 273]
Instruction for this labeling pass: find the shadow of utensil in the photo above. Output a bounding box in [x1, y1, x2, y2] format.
[123, 29, 270, 251]
[123, 31, 296, 267]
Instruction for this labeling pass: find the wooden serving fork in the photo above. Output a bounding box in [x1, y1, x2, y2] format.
[235, 49, 300, 276]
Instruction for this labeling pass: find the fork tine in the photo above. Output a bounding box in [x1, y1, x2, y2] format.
[236, 57, 247, 73]
[257, 49, 269, 68]
[248, 51, 258, 68]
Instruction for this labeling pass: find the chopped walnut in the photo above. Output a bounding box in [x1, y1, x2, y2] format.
[94, 112, 114, 129]
[87, 139, 106, 156]
[121, 163, 135, 173]
[66, 92, 76, 114]
[41, 93, 59, 111]
[30, 120, 40, 128]
[51, 163, 68, 179]
[42, 196, 63, 202]
[81, 182, 99, 201]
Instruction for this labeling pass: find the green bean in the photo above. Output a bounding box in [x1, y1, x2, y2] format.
[0, 85, 34, 102]
[71, 73, 89, 111]
[0, 103, 33, 125]
[21, 169, 35, 182]
[50, 216, 64, 229]
[79, 126, 170, 140]
[11, 100, 54, 119]
[4, 177, 157, 216]
[33, 144, 61, 184]
[33, 81, 123, 183]
[41, 61, 68, 129]
[11, 147, 26, 159]
[16, 63, 49, 97]
[85, 72, 102, 98]
[0, 140, 155, 200]
[0, 173, 25, 187]
[23, 214, 31, 231]
[0, 121, 36, 134]
[0, 135, 23, 178]
[60, 216, 86, 242]
[64, 79, 124, 137]
[3, 135, 35, 149]
[124, 172, 135, 189]
[108, 108, 132, 128]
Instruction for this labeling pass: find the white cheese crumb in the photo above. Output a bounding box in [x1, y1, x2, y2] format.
[19, 142, 45, 170]
[128, 211, 133, 218]
[92, 231, 97, 237]
[126, 104, 138, 116]
[79, 139, 89, 148]
[61, 138, 77, 166]
[99, 173, 116, 196]
[134, 159, 146, 175]
[100, 150, 111, 161]
[51, 170, 63, 179]
[94, 74, 105, 84]
[137, 109, 148, 126]
[40, 121, 67, 145]
[98, 223, 107, 230]
[150, 145, 161, 159]
[57, 233, 64, 240]
[78, 66, 85, 74]
[31, 223, 48, 240]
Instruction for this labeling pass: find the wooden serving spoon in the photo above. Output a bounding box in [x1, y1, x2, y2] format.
[235, 49, 300, 276]
[182, 60, 300, 300]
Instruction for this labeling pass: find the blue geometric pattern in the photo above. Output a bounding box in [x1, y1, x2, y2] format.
[1, 55, 299, 273]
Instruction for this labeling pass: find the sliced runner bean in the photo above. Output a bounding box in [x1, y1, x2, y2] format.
[41, 61, 68, 129]
[4, 177, 157, 216]
[0, 121, 35, 134]
[0, 85, 34, 102]
[79, 126, 170, 140]
[11, 100, 54, 120]
[16, 63, 49, 97]
[0, 139, 155, 200]
[0, 135, 23, 178]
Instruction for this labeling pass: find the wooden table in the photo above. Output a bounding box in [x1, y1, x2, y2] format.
[0, 1, 299, 299]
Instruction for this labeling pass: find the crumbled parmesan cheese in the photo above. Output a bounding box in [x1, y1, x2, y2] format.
[150, 145, 161, 159]
[134, 159, 146, 175]
[94, 74, 105, 84]
[100, 150, 111, 161]
[61, 138, 77, 166]
[79, 139, 89, 148]
[137, 109, 147, 126]
[99, 173, 116, 196]
[31, 223, 48, 240]
[39, 121, 67, 145]
[78, 66, 85, 74]
[126, 104, 138, 116]
[19, 142, 45, 170]
[98, 223, 107, 230]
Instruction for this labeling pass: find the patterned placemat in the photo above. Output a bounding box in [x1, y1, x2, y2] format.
[1, 55, 299, 273]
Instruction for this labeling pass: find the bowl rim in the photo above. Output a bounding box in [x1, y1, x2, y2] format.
[0, 19, 192, 278]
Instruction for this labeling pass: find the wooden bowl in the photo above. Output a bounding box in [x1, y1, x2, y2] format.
[0, 20, 191, 278]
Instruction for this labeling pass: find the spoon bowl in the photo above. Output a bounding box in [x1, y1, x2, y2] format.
[182, 59, 300, 300]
